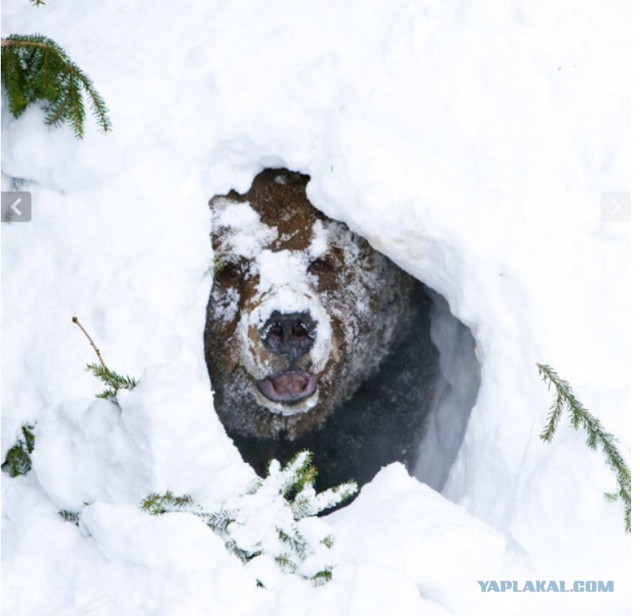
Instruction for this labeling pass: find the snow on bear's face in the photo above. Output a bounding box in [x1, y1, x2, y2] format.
[205, 169, 417, 440]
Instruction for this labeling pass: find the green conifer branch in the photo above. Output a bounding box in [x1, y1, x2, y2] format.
[200, 509, 238, 534]
[311, 569, 333, 586]
[58, 510, 81, 525]
[275, 554, 298, 574]
[22, 422, 35, 454]
[140, 452, 358, 584]
[1, 34, 112, 138]
[2, 423, 36, 477]
[85, 362, 138, 401]
[537, 363, 631, 533]
[72, 317, 137, 401]
[141, 491, 195, 516]
[277, 526, 309, 559]
[281, 450, 318, 502]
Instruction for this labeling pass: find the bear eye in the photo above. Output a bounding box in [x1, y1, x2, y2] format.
[308, 257, 334, 275]
[217, 262, 244, 284]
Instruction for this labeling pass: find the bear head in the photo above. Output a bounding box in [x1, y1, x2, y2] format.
[205, 169, 418, 440]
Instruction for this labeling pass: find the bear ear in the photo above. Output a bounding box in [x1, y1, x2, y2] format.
[254, 167, 310, 189]
[209, 191, 243, 210]
[308, 248, 344, 274]
[276, 169, 310, 185]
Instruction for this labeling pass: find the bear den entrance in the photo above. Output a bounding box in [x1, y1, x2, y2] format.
[205, 169, 480, 497]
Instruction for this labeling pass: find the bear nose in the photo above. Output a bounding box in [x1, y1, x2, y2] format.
[260, 311, 316, 359]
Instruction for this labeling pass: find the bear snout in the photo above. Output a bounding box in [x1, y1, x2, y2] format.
[260, 311, 316, 361]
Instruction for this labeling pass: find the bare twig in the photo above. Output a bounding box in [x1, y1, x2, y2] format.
[72, 316, 107, 368]
[1, 39, 51, 49]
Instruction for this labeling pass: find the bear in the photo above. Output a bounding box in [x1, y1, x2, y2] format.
[205, 169, 439, 491]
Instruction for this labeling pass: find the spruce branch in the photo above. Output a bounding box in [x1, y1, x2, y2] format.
[277, 526, 309, 559]
[280, 450, 318, 503]
[85, 363, 138, 400]
[58, 510, 81, 525]
[1, 34, 112, 138]
[311, 569, 333, 586]
[2, 423, 36, 477]
[283, 451, 357, 519]
[22, 422, 35, 454]
[72, 316, 138, 401]
[140, 452, 357, 585]
[201, 509, 238, 534]
[537, 363, 631, 533]
[141, 492, 195, 516]
[275, 554, 298, 574]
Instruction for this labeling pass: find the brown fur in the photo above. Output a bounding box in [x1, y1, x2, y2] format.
[204, 169, 438, 489]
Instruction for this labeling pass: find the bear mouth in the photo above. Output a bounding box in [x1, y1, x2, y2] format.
[257, 371, 318, 404]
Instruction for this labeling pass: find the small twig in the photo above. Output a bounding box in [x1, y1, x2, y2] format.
[1, 39, 51, 49]
[72, 316, 107, 368]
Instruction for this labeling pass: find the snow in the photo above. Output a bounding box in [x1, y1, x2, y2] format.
[1, 0, 630, 615]
[414, 291, 480, 491]
[30, 365, 252, 512]
[213, 198, 278, 260]
[309, 220, 330, 258]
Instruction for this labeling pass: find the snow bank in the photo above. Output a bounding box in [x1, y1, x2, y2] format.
[30, 365, 251, 511]
[2, 0, 629, 614]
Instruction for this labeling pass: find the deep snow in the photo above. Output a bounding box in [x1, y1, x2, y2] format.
[1, 0, 630, 615]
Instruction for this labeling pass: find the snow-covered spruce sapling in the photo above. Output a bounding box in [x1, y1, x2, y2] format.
[1, 31, 112, 139]
[1, 423, 36, 477]
[72, 316, 137, 401]
[537, 363, 631, 533]
[141, 450, 358, 586]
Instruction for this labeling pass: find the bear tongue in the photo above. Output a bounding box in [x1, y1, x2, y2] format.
[258, 371, 317, 403]
[272, 372, 309, 395]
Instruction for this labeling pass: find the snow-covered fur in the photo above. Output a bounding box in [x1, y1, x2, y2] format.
[205, 169, 438, 487]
